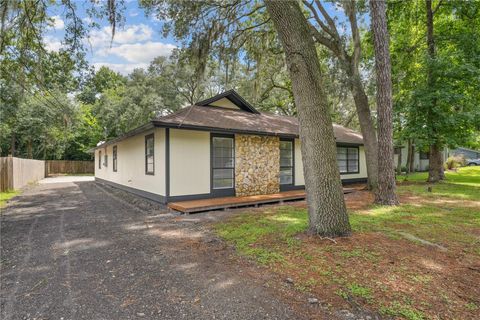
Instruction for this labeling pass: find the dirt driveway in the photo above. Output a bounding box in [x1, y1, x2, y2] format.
[0, 181, 306, 320]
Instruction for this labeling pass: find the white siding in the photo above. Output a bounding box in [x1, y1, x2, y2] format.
[208, 98, 241, 110]
[294, 142, 368, 184]
[169, 129, 210, 196]
[294, 139, 304, 186]
[94, 128, 166, 196]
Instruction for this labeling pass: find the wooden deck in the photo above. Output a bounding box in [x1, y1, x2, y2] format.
[168, 188, 357, 213]
[168, 189, 306, 213]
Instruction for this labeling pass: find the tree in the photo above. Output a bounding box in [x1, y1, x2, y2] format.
[370, 0, 398, 205]
[302, 0, 379, 190]
[389, 1, 480, 181]
[265, 0, 350, 236]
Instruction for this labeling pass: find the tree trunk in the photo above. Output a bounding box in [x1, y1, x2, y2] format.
[348, 74, 379, 191]
[407, 139, 415, 173]
[428, 143, 445, 182]
[425, 0, 444, 182]
[396, 147, 402, 175]
[370, 0, 398, 205]
[265, 0, 350, 237]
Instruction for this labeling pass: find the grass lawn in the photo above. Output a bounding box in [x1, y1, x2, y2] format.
[0, 190, 19, 208]
[215, 166, 480, 320]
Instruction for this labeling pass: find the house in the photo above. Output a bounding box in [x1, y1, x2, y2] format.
[94, 90, 367, 204]
[394, 144, 478, 172]
[394, 146, 433, 172]
[449, 147, 480, 160]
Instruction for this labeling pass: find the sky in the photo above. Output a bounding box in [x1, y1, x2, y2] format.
[45, 1, 361, 76]
[46, 1, 178, 75]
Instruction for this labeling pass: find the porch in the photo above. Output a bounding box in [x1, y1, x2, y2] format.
[168, 188, 357, 213]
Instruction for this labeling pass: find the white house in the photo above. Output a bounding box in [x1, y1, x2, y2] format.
[94, 90, 367, 204]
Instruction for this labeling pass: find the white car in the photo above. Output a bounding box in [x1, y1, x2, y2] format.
[466, 158, 480, 166]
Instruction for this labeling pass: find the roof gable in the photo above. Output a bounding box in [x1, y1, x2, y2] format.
[196, 89, 260, 114]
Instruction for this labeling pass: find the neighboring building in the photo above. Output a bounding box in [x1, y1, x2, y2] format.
[394, 146, 433, 172]
[449, 147, 480, 160]
[94, 90, 367, 204]
[394, 144, 478, 172]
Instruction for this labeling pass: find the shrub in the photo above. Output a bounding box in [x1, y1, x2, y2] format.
[445, 155, 466, 170]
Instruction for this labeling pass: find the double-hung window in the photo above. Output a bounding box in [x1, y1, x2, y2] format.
[98, 150, 102, 169]
[280, 140, 293, 185]
[212, 136, 234, 189]
[145, 134, 154, 175]
[337, 147, 359, 174]
[113, 146, 118, 172]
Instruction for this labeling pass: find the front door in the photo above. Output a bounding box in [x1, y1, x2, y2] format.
[279, 138, 294, 191]
[211, 134, 235, 197]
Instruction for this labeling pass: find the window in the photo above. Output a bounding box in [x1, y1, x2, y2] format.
[98, 150, 102, 169]
[113, 146, 117, 172]
[394, 147, 401, 155]
[212, 136, 234, 189]
[419, 151, 429, 160]
[280, 140, 293, 185]
[145, 134, 154, 175]
[104, 154, 108, 167]
[337, 147, 359, 174]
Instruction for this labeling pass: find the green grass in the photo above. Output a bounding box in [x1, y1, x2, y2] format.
[380, 301, 426, 320]
[396, 166, 480, 200]
[218, 167, 480, 261]
[214, 166, 480, 319]
[0, 190, 19, 208]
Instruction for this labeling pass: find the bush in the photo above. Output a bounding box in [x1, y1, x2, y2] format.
[445, 155, 466, 170]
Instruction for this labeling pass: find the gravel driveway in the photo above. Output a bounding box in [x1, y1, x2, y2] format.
[0, 181, 305, 320]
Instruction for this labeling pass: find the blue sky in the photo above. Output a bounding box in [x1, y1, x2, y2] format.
[46, 1, 178, 75]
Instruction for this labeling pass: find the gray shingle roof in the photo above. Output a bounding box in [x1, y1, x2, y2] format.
[154, 105, 364, 145]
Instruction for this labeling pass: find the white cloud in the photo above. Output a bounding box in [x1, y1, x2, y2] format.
[97, 41, 176, 63]
[87, 24, 154, 49]
[129, 10, 139, 17]
[93, 62, 149, 75]
[45, 36, 62, 51]
[83, 17, 93, 25]
[50, 15, 64, 30]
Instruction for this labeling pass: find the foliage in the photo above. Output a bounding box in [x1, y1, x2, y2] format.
[389, 1, 480, 151]
[445, 155, 466, 170]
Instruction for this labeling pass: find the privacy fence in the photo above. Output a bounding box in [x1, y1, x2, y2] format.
[46, 160, 94, 175]
[0, 157, 94, 191]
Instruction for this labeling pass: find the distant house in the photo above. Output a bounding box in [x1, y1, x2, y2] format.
[449, 147, 480, 160]
[394, 144, 479, 172]
[394, 146, 435, 172]
[94, 90, 367, 204]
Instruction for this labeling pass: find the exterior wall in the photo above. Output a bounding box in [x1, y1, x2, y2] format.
[394, 145, 436, 172]
[209, 97, 240, 110]
[169, 129, 210, 196]
[235, 135, 280, 196]
[95, 128, 166, 196]
[294, 143, 368, 184]
[294, 139, 304, 186]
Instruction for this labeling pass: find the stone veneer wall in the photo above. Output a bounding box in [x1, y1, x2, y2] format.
[235, 134, 280, 196]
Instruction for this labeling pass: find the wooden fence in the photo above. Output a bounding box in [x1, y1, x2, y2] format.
[46, 160, 94, 175]
[0, 157, 45, 191]
[0, 158, 94, 191]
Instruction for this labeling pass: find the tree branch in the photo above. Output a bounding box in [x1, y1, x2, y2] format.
[344, 0, 361, 71]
